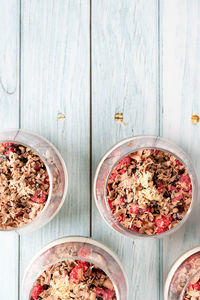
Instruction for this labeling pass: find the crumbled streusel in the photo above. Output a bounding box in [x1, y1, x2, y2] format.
[184, 273, 200, 299]
[0, 142, 49, 229]
[31, 260, 116, 300]
[107, 149, 192, 235]
[169, 252, 200, 300]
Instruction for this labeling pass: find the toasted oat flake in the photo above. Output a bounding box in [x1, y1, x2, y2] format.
[0, 142, 49, 229]
[31, 260, 116, 300]
[107, 149, 192, 235]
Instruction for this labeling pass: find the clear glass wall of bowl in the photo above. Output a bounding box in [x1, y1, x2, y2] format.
[0, 129, 68, 233]
[93, 136, 198, 239]
[22, 236, 128, 300]
[179, 269, 200, 300]
[164, 247, 200, 300]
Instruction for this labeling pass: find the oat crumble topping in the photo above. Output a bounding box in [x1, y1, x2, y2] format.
[0, 142, 49, 229]
[31, 260, 116, 300]
[169, 252, 200, 300]
[107, 149, 192, 235]
[184, 272, 200, 299]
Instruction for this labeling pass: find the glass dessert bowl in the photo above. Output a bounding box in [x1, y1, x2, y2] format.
[22, 236, 128, 300]
[164, 246, 200, 300]
[93, 136, 197, 238]
[0, 129, 68, 233]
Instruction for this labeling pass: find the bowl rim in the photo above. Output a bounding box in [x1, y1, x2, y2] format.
[164, 245, 200, 300]
[0, 128, 68, 233]
[22, 236, 129, 300]
[93, 135, 198, 239]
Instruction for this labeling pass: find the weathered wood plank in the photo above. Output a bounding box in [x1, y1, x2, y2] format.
[0, 0, 19, 299]
[161, 0, 200, 282]
[20, 0, 90, 296]
[92, 1, 160, 299]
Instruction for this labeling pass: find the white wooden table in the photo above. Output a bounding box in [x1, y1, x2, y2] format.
[0, 1, 200, 299]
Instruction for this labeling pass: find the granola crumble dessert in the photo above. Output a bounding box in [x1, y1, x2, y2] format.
[30, 260, 116, 300]
[184, 273, 200, 299]
[0, 142, 49, 229]
[169, 252, 200, 300]
[107, 149, 192, 235]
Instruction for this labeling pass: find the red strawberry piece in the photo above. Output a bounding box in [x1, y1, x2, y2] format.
[31, 285, 44, 300]
[131, 226, 139, 233]
[152, 149, 160, 155]
[119, 197, 125, 205]
[16, 210, 23, 217]
[156, 227, 168, 234]
[130, 203, 139, 214]
[171, 195, 182, 202]
[2, 142, 14, 148]
[118, 169, 126, 174]
[182, 184, 193, 194]
[189, 185, 192, 195]
[187, 282, 194, 290]
[150, 149, 160, 155]
[155, 216, 172, 234]
[70, 261, 88, 282]
[78, 246, 91, 258]
[155, 216, 172, 228]
[34, 163, 40, 171]
[180, 174, 191, 185]
[170, 185, 179, 192]
[193, 281, 200, 291]
[108, 199, 114, 211]
[176, 159, 183, 167]
[187, 253, 200, 262]
[157, 181, 163, 193]
[96, 288, 115, 300]
[31, 191, 46, 204]
[5, 146, 15, 157]
[139, 207, 151, 213]
[44, 176, 49, 185]
[115, 155, 131, 170]
[163, 216, 172, 227]
[117, 214, 124, 222]
[109, 172, 117, 181]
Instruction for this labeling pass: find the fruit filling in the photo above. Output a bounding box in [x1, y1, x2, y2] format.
[30, 260, 116, 300]
[107, 149, 192, 235]
[0, 142, 49, 229]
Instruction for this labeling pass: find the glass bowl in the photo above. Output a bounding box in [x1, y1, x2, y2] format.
[164, 246, 200, 300]
[93, 136, 198, 239]
[22, 236, 128, 300]
[0, 129, 68, 233]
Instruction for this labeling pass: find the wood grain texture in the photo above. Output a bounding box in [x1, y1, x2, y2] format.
[92, 1, 160, 299]
[0, 1, 199, 299]
[19, 0, 90, 296]
[0, 1, 19, 299]
[161, 0, 200, 281]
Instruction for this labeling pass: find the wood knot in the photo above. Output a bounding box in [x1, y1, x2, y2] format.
[115, 113, 123, 122]
[191, 114, 199, 125]
[57, 113, 66, 121]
